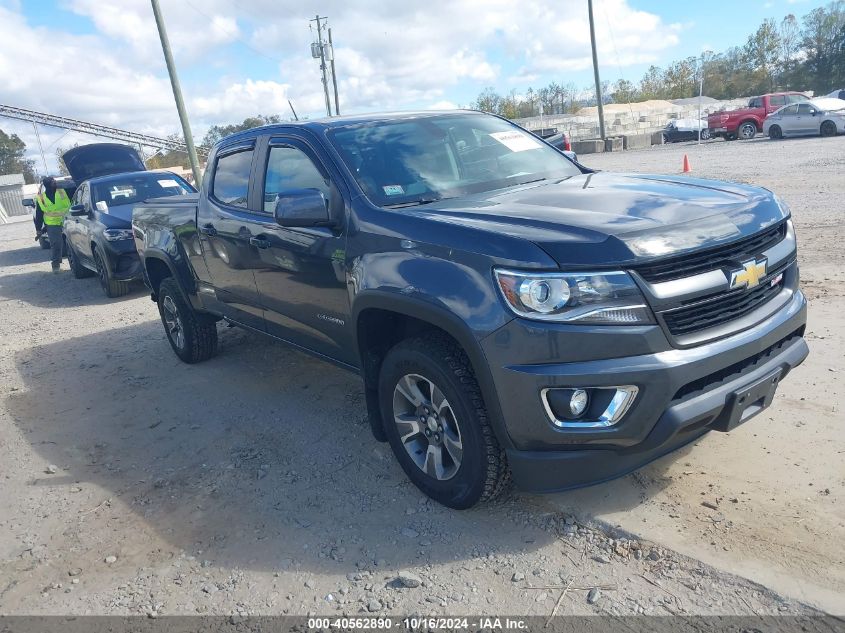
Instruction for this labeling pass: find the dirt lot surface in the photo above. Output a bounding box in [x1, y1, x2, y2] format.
[0, 135, 842, 618]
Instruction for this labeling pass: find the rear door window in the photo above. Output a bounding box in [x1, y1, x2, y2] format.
[212, 149, 253, 208]
[781, 105, 799, 116]
[797, 104, 814, 115]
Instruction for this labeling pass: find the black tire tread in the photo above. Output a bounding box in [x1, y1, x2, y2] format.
[66, 239, 94, 279]
[94, 248, 131, 298]
[394, 332, 511, 504]
[158, 277, 218, 363]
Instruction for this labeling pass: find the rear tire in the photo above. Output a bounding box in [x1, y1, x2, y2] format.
[699, 129, 711, 140]
[93, 247, 130, 298]
[157, 277, 218, 364]
[821, 120, 837, 137]
[66, 238, 94, 279]
[378, 333, 510, 509]
[738, 122, 757, 140]
[769, 125, 783, 140]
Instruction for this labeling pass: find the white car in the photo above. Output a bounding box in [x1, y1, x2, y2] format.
[825, 88, 845, 100]
[763, 98, 845, 139]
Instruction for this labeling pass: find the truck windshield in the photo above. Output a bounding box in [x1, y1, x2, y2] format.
[328, 114, 581, 208]
[92, 173, 195, 207]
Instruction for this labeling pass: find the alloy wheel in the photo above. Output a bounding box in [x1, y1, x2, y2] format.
[392, 373, 463, 481]
[162, 295, 185, 350]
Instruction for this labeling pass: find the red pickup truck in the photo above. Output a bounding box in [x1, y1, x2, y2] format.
[708, 92, 809, 140]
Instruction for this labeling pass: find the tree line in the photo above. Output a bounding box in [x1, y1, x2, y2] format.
[473, 0, 845, 117]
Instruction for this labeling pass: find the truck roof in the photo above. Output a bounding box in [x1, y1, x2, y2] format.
[218, 110, 482, 145]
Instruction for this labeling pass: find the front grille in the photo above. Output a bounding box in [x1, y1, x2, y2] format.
[635, 222, 787, 284]
[672, 329, 804, 402]
[662, 269, 786, 336]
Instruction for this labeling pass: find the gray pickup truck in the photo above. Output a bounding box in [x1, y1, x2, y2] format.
[132, 110, 808, 509]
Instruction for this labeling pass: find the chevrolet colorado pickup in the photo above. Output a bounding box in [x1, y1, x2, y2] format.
[707, 92, 809, 140]
[132, 111, 808, 509]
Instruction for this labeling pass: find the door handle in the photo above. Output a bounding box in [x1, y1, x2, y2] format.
[200, 225, 218, 236]
[250, 237, 271, 249]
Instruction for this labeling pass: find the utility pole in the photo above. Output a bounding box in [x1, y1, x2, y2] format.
[587, 0, 606, 140]
[328, 28, 340, 115]
[150, 0, 202, 185]
[311, 15, 332, 117]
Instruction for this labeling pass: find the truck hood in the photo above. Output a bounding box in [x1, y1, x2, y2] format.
[62, 143, 146, 183]
[407, 172, 787, 267]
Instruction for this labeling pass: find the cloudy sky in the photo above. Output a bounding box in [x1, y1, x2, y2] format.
[0, 0, 829, 173]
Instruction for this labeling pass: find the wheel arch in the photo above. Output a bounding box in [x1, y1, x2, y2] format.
[142, 250, 195, 302]
[352, 291, 514, 450]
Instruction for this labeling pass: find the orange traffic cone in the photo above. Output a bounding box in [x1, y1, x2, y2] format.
[682, 154, 692, 173]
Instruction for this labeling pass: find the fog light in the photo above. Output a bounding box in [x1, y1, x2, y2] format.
[569, 389, 589, 417]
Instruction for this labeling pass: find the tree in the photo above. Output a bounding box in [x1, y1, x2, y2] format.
[779, 14, 801, 86]
[473, 87, 503, 114]
[146, 134, 189, 170]
[799, 2, 845, 93]
[611, 79, 638, 103]
[201, 114, 282, 149]
[0, 129, 37, 183]
[744, 19, 781, 92]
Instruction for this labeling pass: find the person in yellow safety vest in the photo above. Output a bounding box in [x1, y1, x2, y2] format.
[34, 176, 71, 273]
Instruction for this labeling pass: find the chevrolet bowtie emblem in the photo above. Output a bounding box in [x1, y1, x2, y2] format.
[729, 258, 768, 290]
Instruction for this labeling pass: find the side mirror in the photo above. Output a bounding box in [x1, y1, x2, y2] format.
[21, 198, 35, 208]
[274, 188, 331, 228]
[69, 204, 87, 217]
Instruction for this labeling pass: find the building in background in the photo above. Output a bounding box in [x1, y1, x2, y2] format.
[0, 173, 27, 222]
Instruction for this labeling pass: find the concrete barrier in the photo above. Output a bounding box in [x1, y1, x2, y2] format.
[571, 139, 605, 154]
[622, 133, 652, 150]
[651, 131, 665, 145]
[604, 137, 624, 152]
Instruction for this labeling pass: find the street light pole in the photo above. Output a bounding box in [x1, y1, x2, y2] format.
[698, 50, 712, 145]
[150, 0, 202, 186]
[587, 0, 606, 140]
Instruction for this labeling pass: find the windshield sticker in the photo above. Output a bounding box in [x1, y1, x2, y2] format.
[157, 179, 180, 188]
[382, 185, 404, 196]
[489, 131, 541, 152]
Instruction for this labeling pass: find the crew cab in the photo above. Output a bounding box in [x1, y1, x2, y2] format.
[61, 144, 195, 297]
[708, 92, 809, 140]
[132, 111, 808, 509]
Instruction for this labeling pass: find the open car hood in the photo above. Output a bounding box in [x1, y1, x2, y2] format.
[62, 143, 146, 182]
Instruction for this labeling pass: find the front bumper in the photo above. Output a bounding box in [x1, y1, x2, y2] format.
[480, 289, 808, 493]
[100, 239, 143, 282]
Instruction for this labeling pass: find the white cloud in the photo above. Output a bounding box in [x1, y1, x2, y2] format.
[1, 0, 681, 172]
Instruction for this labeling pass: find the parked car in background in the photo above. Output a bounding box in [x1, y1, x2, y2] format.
[708, 92, 809, 140]
[133, 110, 807, 509]
[541, 132, 579, 162]
[764, 99, 845, 139]
[61, 144, 196, 297]
[662, 118, 710, 143]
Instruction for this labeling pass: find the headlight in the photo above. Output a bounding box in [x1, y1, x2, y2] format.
[103, 228, 134, 241]
[494, 268, 654, 324]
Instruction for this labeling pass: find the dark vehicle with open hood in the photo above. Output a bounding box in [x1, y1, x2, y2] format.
[132, 110, 808, 509]
[61, 143, 195, 297]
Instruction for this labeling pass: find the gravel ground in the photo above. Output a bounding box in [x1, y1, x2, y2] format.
[0, 135, 842, 618]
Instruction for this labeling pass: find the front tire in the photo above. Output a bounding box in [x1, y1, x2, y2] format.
[378, 333, 510, 509]
[699, 128, 711, 141]
[769, 125, 783, 140]
[93, 247, 130, 298]
[66, 238, 94, 279]
[821, 120, 838, 137]
[738, 122, 757, 140]
[157, 277, 218, 364]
